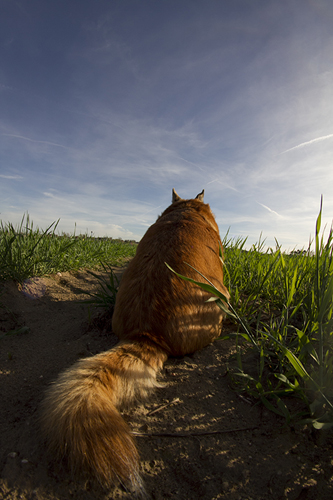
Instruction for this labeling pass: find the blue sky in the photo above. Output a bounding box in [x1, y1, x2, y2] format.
[1, 0, 333, 249]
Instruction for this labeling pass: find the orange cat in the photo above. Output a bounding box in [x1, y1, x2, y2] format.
[41, 189, 230, 494]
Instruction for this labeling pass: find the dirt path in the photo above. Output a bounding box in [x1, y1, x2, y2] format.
[0, 269, 332, 499]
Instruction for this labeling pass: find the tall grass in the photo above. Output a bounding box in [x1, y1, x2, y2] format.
[0, 213, 137, 282]
[167, 198, 333, 428]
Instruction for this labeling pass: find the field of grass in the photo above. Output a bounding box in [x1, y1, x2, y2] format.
[0, 213, 137, 282]
[222, 209, 333, 426]
[1, 206, 333, 429]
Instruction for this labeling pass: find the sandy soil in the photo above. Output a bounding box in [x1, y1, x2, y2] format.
[0, 268, 333, 500]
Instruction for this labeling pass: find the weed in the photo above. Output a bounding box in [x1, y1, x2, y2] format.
[80, 263, 120, 310]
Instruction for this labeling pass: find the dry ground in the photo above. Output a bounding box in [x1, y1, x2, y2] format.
[0, 269, 333, 500]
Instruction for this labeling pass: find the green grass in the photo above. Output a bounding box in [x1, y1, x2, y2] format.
[80, 263, 120, 310]
[0, 213, 137, 283]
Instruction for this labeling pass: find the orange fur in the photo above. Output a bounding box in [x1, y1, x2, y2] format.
[41, 189, 230, 493]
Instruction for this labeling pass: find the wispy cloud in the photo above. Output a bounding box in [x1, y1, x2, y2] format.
[2, 134, 73, 150]
[205, 178, 239, 193]
[0, 174, 23, 180]
[280, 133, 333, 154]
[257, 202, 283, 218]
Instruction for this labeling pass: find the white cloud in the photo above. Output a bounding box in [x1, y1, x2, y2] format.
[2, 133, 74, 150]
[257, 203, 284, 218]
[0, 174, 23, 180]
[280, 133, 333, 154]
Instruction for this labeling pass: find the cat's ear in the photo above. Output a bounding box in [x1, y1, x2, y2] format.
[195, 189, 204, 202]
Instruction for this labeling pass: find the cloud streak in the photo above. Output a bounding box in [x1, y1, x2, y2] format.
[0, 174, 23, 180]
[257, 202, 283, 218]
[280, 133, 333, 154]
[2, 134, 73, 150]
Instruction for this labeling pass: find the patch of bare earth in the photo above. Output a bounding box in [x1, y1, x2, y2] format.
[0, 269, 333, 500]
